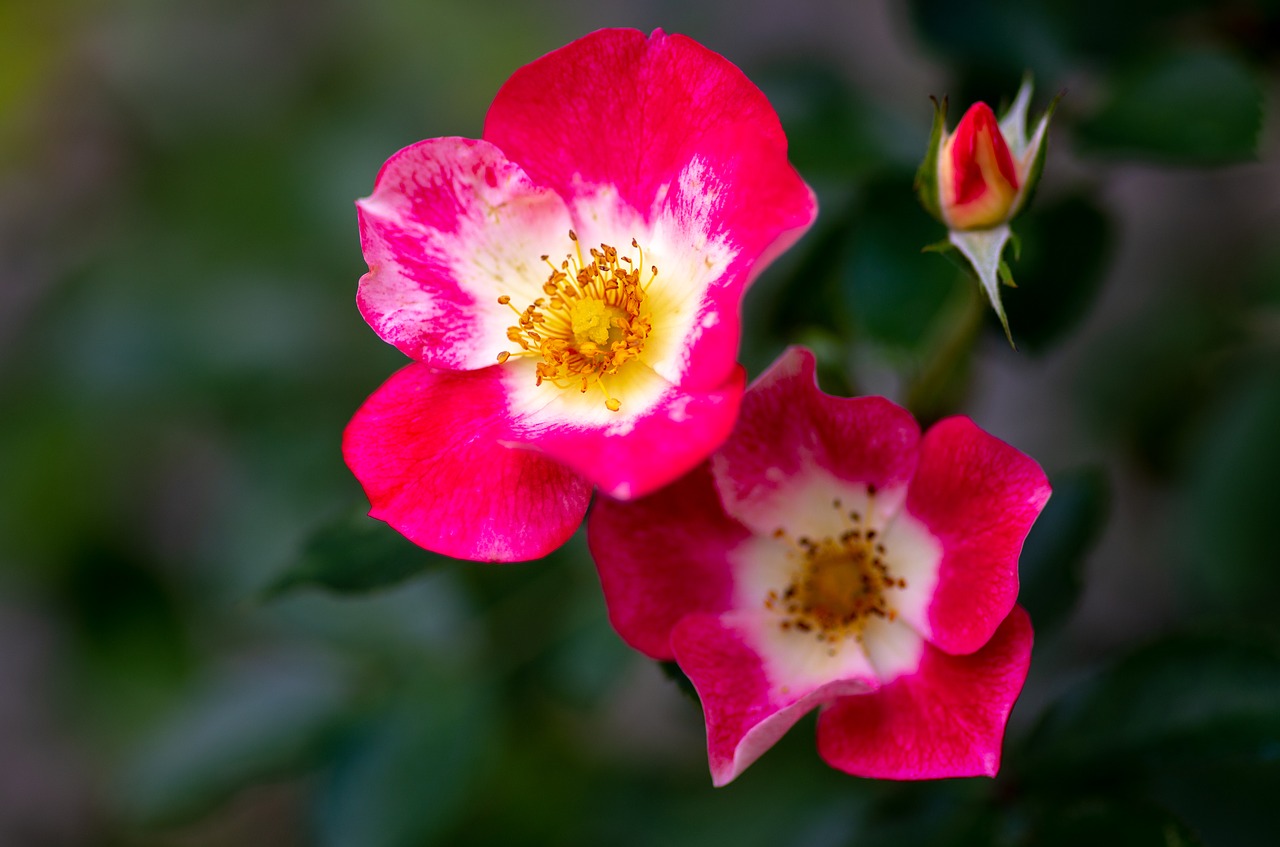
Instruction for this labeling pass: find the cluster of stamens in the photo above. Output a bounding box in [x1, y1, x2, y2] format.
[763, 491, 907, 656]
[496, 230, 656, 412]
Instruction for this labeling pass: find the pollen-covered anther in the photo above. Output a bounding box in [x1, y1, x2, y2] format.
[495, 230, 656, 412]
[771, 495, 906, 652]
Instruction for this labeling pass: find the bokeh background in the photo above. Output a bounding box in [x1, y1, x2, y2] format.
[2, 1, 1279, 845]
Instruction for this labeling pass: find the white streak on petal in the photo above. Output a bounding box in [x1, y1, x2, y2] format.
[357, 144, 575, 366]
[728, 534, 796, 613]
[738, 612, 878, 700]
[861, 617, 925, 683]
[726, 463, 906, 542]
[880, 508, 943, 642]
[500, 357, 670, 436]
[645, 157, 739, 385]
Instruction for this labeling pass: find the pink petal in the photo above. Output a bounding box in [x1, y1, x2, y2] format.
[484, 29, 817, 391]
[588, 463, 750, 659]
[712, 347, 921, 534]
[905, 418, 1051, 654]
[816, 606, 1033, 780]
[484, 28, 813, 254]
[672, 612, 879, 787]
[356, 137, 573, 370]
[343, 363, 592, 562]
[507, 364, 747, 500]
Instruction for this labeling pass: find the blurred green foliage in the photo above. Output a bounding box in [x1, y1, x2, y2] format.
[1077, 48, 1263, 164]
[263, 509, 444, 598]
[1, 1, 1278, 845]
[1016, 468, 1108, 638]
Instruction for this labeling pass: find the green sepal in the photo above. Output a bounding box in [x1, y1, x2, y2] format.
[1008, 86, 1064, 220]
[913, 95, 948, 223]
[948, 225, 1016, 349]
[998, 258, 1017, 288]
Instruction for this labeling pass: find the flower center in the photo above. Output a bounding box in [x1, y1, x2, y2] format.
[765, 494, 907, 653]
[496, 230, 655, 412]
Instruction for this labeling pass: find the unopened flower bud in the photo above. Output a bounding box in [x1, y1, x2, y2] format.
[915, 78, 1059, 346]
[939, 102, 1021, 230]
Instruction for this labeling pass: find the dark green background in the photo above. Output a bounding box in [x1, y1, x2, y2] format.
[2, 1, 1278, 845]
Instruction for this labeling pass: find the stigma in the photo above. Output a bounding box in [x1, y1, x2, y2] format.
[764, 494, 907, 655]
[496, 230, 656, 412]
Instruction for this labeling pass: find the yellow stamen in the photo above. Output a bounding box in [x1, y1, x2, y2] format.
[767, 495, 907, 654]
[496, 231, 655, 412]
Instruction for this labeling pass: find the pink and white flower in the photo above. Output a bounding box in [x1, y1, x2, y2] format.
[590, 347, 1049, 785]
[344, 29, 816, 562]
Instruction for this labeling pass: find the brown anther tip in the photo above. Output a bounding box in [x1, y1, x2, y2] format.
[497, 295, 511, 304]
[568, 229, 577, 240]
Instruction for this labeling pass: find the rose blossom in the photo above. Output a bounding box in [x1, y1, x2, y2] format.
[590, 347, 1049, 784]
[344, 29, 816, 561]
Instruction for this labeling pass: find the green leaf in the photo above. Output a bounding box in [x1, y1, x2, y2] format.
[842, 178, 965, 353]
[1177, 368, 1280, 621]
[1077, 303, 1228, 478]
[1018, 467, 1109, 637]
[1025, 799, 1205, 847]
[659, 660, 700, 703]
[1077, 48, 1263, 164]
[852, 780, 1000, 847]
[758, 60, 917, 178]
[765, 207, 851, 341]
[315, 672, 492, 847]
[1000, 194, 1112, 354]
[119, 655, 353, 826]
[906, 0, 1064, 80]
[1027, 631, 1280, 780]
[1148, 757, 1280, 847]
[262, 508, 442, 599]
